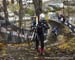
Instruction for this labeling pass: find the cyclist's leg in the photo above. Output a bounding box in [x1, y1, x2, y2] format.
[35, 34, 39, 51]
[40, 34, 44, 54]
[41, 38, 44, 49]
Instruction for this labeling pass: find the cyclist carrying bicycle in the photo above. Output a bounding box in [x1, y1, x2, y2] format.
[31, 13, 49, 55]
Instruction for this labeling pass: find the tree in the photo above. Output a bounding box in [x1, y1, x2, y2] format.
[16, 0, 23, 43]
[2, 0, 8, 28]
[11, 0, 14, 4]
[33, 0, 42, 20]
[18, 0, 23, 29]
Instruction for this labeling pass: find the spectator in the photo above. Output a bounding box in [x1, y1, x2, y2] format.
[58, 14, 65, 23]
[52, 26, 59, 36]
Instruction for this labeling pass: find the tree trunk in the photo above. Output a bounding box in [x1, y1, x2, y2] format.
[11, 0, 14, 4]
[33, 0, 42, 21]
[18, 0, 23, 29]
[3, 0, 8, 28]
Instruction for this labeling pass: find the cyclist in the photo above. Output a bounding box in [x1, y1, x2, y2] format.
[31, 13, 49, 55]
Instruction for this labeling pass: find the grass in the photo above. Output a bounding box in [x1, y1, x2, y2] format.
[57, 37, 75, 52]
